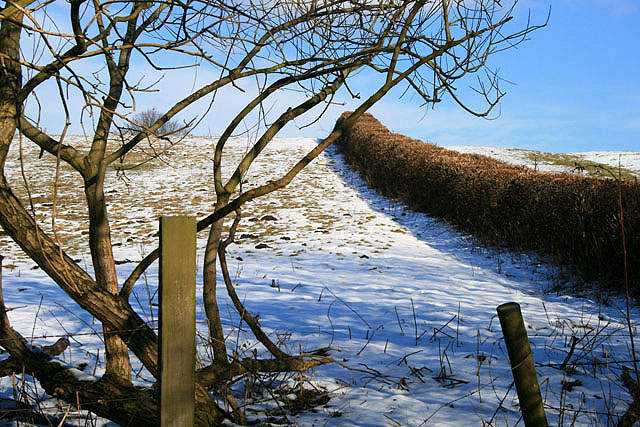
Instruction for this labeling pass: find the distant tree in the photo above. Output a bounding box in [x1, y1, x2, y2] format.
[0, 0, 541, 424]
[126, 107, 189, 136]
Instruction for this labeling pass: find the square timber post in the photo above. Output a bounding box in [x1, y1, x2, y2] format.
[159, 216, 196, 426]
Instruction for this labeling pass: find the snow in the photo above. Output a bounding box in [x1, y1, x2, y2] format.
[0, 136, 638, 425]
[574, 151, 640, 175]
[446, 145, 640, 176]
[444, 145, 567, 173]
[50, 359, 99, 382]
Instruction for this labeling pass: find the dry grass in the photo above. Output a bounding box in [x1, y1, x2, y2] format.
[0, 135, 352, 264]
[525, 151, 638, 181]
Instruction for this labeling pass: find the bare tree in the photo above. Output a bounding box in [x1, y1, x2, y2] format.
[125, 107, 189, 136]
[0, 0, 541, 424]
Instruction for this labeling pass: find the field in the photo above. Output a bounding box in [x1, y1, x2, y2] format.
[0, 134, 639, 425]
[446, 145, 640, 180]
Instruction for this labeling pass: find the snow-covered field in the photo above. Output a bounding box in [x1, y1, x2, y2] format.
[447, 145, 640, 177]
[0, 136, 638, 426]
[576, 151, 640, 174]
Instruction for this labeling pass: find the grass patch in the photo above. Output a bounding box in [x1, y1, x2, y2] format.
[525, 151, 638, 181]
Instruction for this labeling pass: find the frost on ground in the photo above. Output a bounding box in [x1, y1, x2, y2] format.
[0, 136, 637, 426]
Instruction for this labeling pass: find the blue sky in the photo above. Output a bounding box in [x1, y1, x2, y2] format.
[29, 1, 640, 153]
[354, 0, 640, 152]
[195, 0, 640, 153]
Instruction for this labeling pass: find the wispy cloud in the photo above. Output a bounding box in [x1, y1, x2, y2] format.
[359, 95, 639, 153]
[627, 117, 640, 130]
[594, 0, 640, 16]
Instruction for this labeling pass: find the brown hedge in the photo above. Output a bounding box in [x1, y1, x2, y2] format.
[334, 112, 639, 293]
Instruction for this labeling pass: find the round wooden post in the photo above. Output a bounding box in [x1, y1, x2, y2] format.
[497, 302, 548, 427]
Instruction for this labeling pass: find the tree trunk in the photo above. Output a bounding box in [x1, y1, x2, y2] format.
[0, 5, 23, 171]
[0, 4, 132, 384]
[0, 345, 228, 425]
[0, 178, 160, 376]
[85, 174, 132, 383]
[203, 196, 229, 362]
[5, 350, 159, 425]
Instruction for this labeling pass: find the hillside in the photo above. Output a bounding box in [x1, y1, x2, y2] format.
[0, 135, 637, 426]
[447, 145, 640, 179]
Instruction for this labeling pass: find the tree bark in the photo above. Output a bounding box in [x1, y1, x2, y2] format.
[0, 4, 23, 172]
[85, 173, 132, 383]
[0, 348, 228, 426]
[0, 180, 160, 377]
[0, 255, 224, 425]
[203, 196, 230, 363]
[197, 355, 332, 387]
[9, 350, 158, 425]
[80, 1, 140, 383]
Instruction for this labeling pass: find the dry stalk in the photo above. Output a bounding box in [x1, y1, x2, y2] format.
[395, 305, 405, 336]
[411, 297, 418, 346]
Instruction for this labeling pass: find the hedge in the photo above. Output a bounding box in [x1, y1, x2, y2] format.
[334, 112, 639, 294]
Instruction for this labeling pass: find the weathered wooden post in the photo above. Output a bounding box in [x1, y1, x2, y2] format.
[497, 302, 548, 427]
[159, 216, 196, 426]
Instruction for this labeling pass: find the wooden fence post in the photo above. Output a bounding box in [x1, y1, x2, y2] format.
[159, 216, 196, 427]
[496, 302, 548, 427]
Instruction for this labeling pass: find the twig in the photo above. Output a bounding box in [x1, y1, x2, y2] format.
[430, 315, 457, 342]
[396, 349, 424, 367]
[617, 176, 640, 391]
[559, 335, 577, 371]
[395, 305, 405, 336]
[456, 302, 460, 347]
[411, 297, 418, 346]
[487, 381, 515, 426]
[321, 286, 371, 330]
[477, 329, 482, 403]
[383, 413, 402, 426]
[218, 211, 288, 359]
[30, 295, 43, 347]
[326, 300, 336, 348]
[357, 325, 382, 356]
